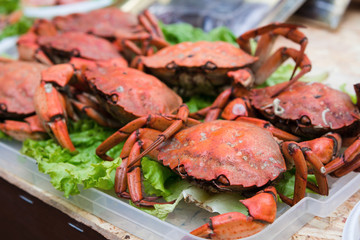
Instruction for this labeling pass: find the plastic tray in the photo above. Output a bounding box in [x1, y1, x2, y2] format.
[1, 140, 360, 239]
[23, 0, 113, 19]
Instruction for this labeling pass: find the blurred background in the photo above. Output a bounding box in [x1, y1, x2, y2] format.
[0, 0, 355, 35]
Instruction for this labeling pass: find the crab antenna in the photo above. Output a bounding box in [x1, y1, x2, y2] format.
[127, 136, 166, 168]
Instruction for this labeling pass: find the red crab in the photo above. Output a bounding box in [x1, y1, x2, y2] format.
[95, 105, 342, 239]
[33, 61, 182, 152]
[193, 77, 360, 178]
[133, 22, 308, 98]
[20, 8, 168, 60]
[0, 58, 47, 141]
[17, 27, 127, 66]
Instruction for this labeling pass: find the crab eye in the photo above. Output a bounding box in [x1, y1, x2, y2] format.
[71, 48, 80, 57]
[0, 103, 7, 112]
[202, 61, 217, 71]
[110, 94, 118, 104]
[166, 61, 178, 70]
[216, 175, 230, 186]
[300, 115, 311, 125]
[176, 164, 187, 175]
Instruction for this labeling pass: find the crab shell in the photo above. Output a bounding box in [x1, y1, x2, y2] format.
[52, 8, 138, 39]
[156, 120, 286, 191]
[0, 61, 48, 119]
[140, 41, 257, 98]
[84, 66, 183, 125]
[37, 32, 126, 63]
[250, 81, 360, 138]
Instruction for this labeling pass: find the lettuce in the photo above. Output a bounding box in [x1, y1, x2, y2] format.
[339, 83, 357, 104]
[0, 130, 11, 140]
[160, 22, 237, 45]
[0, 16, 33, 40]
[275, 168, 317, 200]
[0, 0, 33, 40]
[21, 119, 124, 197]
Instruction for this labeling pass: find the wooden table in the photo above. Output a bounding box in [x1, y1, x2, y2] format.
[1, 3, 360, 240]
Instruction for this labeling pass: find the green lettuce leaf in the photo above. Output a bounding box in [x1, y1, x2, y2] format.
[339, 83, 357, 104]
[0, 130, 12, 140]
[160, 22, 236, 45]
[0, 16, 33, 40]
[275, 168, 317, 201]
[0, 0, 20, 15]
[21, 119, 124, 197]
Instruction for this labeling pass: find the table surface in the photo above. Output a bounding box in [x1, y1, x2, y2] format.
[1, 3, 360, 240]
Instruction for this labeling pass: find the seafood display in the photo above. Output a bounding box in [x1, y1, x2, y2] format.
[133, 23, 308, 98]
[0, 6, 359, 240]
[0, 59, 48, 141]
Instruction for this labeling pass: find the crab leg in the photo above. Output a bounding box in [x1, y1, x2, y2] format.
[299, 133, 342, 195]
[237, 23, 304, 54]
[116, 10, 169, 56]
[96, 105, 200, 161]
[71, 99, 120, 128]
[189, 86, 251, 122]
[112, 127, 174, 206]
[324, 136, 360, 177]
[236, 117, 301, 142]
[237, 23, 308, 82]
[280, 142, 308, 206]
[17, 33, 53, 65]
[191, 186, 277, 240]
[17, 20, 58, 65]
[0, 115, 47, 141]
[255, 48, 311, 96]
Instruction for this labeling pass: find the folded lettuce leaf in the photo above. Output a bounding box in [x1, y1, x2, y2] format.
[21, 119, 123, 197]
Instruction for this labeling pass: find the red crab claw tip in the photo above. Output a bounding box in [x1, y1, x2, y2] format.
[48, 118, 76, 152]
[191, 212, 266, 240]
[240, 186, 277, 223]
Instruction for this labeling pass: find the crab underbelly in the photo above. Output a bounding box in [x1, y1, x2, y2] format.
[148, 67, 238, 98]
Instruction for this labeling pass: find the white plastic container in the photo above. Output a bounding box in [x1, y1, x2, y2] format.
[23, 0, 113, 19]
[342, 200, 360, 240]
[0, 140, 359, 239]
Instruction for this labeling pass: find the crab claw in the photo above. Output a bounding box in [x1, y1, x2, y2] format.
[34, 81, 75, 152]
[191, 186, 277, 240]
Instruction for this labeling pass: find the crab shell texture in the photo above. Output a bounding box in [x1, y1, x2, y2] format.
[0, 61, 48, 119]
[37, 32, 124, 63]
[156, 120, 286, 192]
[84, 66, 183, 125]
[140, 41, 257, 98]
[52, 8, 138, 39]
[251, 81, 360, 138]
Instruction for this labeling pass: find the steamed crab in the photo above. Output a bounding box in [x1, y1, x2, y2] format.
[95, 105, 342, 239]
[19, 8, 168, 61]
[34, 61, 182, 152]
[133, 22, 308, 98]
[17, 27, 127, 66]
[192, 74, 360, 178]
[0, 59, 47, 141]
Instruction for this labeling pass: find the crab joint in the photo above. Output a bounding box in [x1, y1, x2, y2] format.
[44, 83, 53, 93]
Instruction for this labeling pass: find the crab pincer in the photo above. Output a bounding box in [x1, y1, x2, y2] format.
[191, 187, 277, 240]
